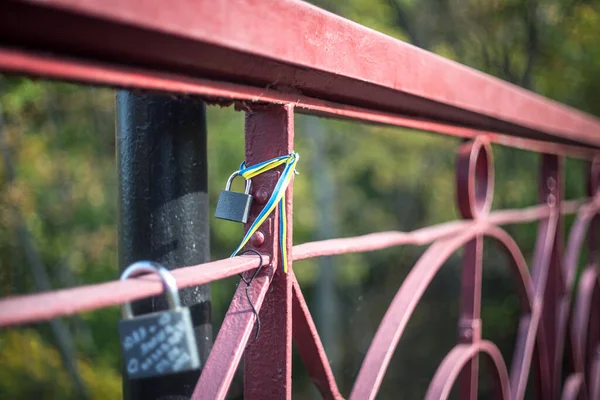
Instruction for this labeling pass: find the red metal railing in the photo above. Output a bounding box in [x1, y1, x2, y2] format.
[1, 1, 599, 399]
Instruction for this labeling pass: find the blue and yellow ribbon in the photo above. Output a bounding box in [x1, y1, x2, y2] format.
[230, 152, 299, 273]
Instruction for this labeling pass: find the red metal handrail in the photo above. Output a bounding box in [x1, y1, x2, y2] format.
[0, 199, 585, 327]
[2, 0, 600, 146]
[1, 1, 599, 399]
[0, 47, 597, 160]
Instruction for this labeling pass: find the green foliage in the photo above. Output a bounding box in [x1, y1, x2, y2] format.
[0, 330, 120, 399]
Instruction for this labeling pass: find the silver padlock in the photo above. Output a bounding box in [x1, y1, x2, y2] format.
[118, 261, 200, 379]
[214, 171, 253, 223]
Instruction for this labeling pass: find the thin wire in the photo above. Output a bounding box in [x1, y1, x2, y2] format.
[238, 249, 264, 340]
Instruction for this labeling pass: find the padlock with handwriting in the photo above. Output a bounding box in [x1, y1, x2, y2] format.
[214, 171, 253, 223]
[118, 262, 200, 379]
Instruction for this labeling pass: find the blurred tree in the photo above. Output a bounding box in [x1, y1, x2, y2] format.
[0, 79, 120, 398]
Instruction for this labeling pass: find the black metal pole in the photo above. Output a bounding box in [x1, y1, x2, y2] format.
[116, 91, 211, 400]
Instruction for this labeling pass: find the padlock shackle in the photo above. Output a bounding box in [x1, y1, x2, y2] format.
[225, 171, 252, 194]
[120, 261, 181, 319]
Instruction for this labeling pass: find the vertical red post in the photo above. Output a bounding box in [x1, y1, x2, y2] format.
[587, 158, 600, 264]
[455, 139, 493, 400]
[458, 237, 483, 400]
[243, 104, 294, 399]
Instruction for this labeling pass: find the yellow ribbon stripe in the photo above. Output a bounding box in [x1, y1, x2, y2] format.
[231, 153, 299, 273]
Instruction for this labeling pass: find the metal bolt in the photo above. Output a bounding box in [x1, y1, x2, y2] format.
[547, 177, 556, 190]
[255, 188, 269, 205]
[547, 194, 556, 207]
[461, 328, 473, 341]
[250, 231, 265, 247]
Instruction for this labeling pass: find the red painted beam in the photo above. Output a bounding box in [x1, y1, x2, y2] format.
[292, 275, 343, 400]
[192, 266, 274, 400]
[242, 105, 295, 399]
[0, 255, 269, 326]
[1, 0, 600, 147]
[293, 200, 583, 261]
[0, 200, 585, 328]
[0, 47, 597, 160]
